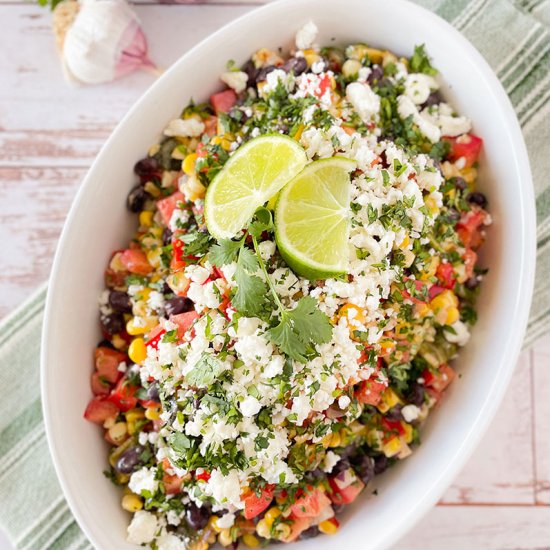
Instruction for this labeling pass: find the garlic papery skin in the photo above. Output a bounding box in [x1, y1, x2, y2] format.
[62, 0, 155, 85]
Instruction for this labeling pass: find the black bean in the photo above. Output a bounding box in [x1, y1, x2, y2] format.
[373, 455, 389, 475]
[127, 184, 148, 213]
[162, 227, 173, 246]
[385, 404, 403, 422]
[408, 382, 425, 407]
[115, 446, 144, 474]
[305, 468, 325, 481]
[354, 454, 375, 484]
[467, 191, 488, 209]
[282, 56, 308, 76]
[300, 526, 321, 539]
[332, 503, 345, 515]
[447, 208, 461, 224]
[339, 443, 357, 459]
[100, 313, 124, 335]
[97, 339, 115, 350]
[367, 66, 384, 86]
[242, 59, 258, 87]
[465, 276, 481, 290]
[186, 502, 210, 531]
[146, 382, 160, 402]
[165, 296, 194, 317]
[109, 291, 132, 313]
[450, 176, 467, 191]
[255, 65, 277, 83]
[134, 157, 160, 177]
[421, 91, 443, 109]
[332, 458, 351, 476]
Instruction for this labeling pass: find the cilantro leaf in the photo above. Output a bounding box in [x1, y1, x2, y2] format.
[209, 238, 243, 266]
[186, 352, 225, 387]
[267, 320, 309, 362]
[248, 207, 273, 239]
[169, 432, 192, 453]
[409, 44, 438, 76]
[238, 247, 259, 273]
[232, 267, 268, 317]
[177, 230, 213, 256]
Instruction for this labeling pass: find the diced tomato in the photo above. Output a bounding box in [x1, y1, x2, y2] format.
[242, 486, 274, 520]
[210, 89, 237, 114]
[196, 470, 211, 482]
[203, 115, 218, 137]
[290, 487, 331, 519]
[328, 468, 365, 505]
[401, 279, 429, 304]
[94, 347, 126, 384]
[145, 327, 166, 350]
[107, 378, 138, 412]
[170, 311, 199, 341]
[436, 262, 455, 289]
[91, 372, 111, 396]
[316, 74, 332, 98]
[428, 284, 446, 301]
[355, 376, 387, 406]
[163, 473, 184, 495]
[119, 249, 152, 275]
[443, 133, 483, 168]
[283, 516, 312, 542]
[463, 248, 478, 280]
[381, 418, 406, 439]
[157, 191, 185, 227]
[456, 208, 487, 249]
[422, 363, 456, 393]
[84, 397, 119, 424]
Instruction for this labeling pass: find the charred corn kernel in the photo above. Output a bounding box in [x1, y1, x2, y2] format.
[108, 422, 127, 444]
[182, 153, 198, 176]
[139, 210, 153, 228]
[256, 519, 271, 539]
[126, 317, 157, 336]
[264, 507, 281, 522]
[146, 248, 162, 269]
[318, 520, 339, 535]
[382, 51, 398, 67]
[377, 388, 402, 413]
[402, 422, 414, 444]
[218, 529, 233, 547]
[144, 181, 161, 198]
[208, 516, 221, 533]
[303, 48, 321, 66]
[431, 290, 459, 313]
[121, 494, 143, 512]
[145, 406, 161, 421]
[342, 58, 362, 77]
[128, 337, 147, 364]
[382, 436, 403, 457]
[445, 306, 460, 325]
[252, 47, 283, 68]
[242, 534, 260, 548]
[111, 334, 126, 350]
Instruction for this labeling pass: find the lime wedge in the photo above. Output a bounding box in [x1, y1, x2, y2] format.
[205, 135, 308, 240]
[275, 157, 355, 280]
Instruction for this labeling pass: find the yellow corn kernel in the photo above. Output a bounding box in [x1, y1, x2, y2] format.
[425, 195, 440, 215]
[329, 431, 342, 448]
[116, 472, 130, 484]
[445, 306, 460, 325]
[264, 507, 281, 523]
[103, 416, 116, 429]
[256, 519, 271, 539]
[121, 494, 143, 512]
[382, 51, 398, 67]
[401, 248, 415, 269]
[218, 529, 233, 547]
[109, 251, 126, 272]
[146, 248, 162, 269]
[187, 541, 208, 550]
[378, 339, 396, 352]
[377, 388, 403, 413]
[125, 408, 145, 423]
[208, 516, 221, 533]
[139, 210, 154, 227]
[430, 289, 459, 312]
[181, 175, 206, 202]
[211, 135, 233, 151]
[382, 436, 403, 457]
[108, 422, 128, 445]
[303, 48, 321, 67]
[321, 434, 332, 448]
[167, 271, 191, 296]
[128, 337, 147, 364]
[111, 334, 126, 350]
[274, 523, 291, 539]
[402, 422, 414, 444]
[342, 58, 362, 77]
[339, 303, 366, 325]
[126, 317, 157, 336]
[252, 48, 284, 68]
[148, 143, 160, 157]
[144, 181, 161, 198]
[182, 153, 198, 176]
[318, 519, 339, 535]
[420, 256, 440, 281]
[145, 406, 161, 421]
[416, 303, 431, 318]
[398, 234, 410, 250]
[242, 533, 260, 548]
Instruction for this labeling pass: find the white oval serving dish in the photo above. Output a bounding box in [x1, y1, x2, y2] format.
[41, 0, 536, 548]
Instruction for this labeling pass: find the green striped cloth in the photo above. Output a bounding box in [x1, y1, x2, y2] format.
[0, 1, 548, 548]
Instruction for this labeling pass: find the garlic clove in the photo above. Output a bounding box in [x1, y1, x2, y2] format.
[56, 0, 156, 85]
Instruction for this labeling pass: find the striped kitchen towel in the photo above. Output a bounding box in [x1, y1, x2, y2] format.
[0, 0, 548, 548]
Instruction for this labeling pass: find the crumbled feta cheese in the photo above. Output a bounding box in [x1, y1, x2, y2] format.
[263, 69, 295, 96]
[164, 117, 205, 138]
[127, 511, 158, 545]
[239, 395, 262, 417]
[295, 21, 318, 50]
[397, 95, 441, 143]
[157, 532, 186, 550]
[322, 451, 341, 473]
[445, 320, 471, 346]
[129, 467, 159, 496]
[216, 513, 236, 529]
[221, 70, 249, 93]
[404, 73, 438, 105]
[204, 469, 243, 509]
[346, 82, 380, 122]
[338, 395, 351, 409]
[258, 240, 276, 261]
[401, 404, 421, 422]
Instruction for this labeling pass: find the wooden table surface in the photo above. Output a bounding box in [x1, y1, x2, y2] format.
[1, 2, 549, 548]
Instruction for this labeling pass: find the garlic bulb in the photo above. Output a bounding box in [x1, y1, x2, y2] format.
[53, 0, 157, 85]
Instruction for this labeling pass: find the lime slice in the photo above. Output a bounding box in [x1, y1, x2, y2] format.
[275, 157, 356, 280]
[205, 135, 308, 240]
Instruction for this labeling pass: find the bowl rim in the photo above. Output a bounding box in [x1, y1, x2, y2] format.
[41, 0, 537, 548]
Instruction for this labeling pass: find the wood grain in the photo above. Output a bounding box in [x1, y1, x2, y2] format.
[0, 3, 549, 549]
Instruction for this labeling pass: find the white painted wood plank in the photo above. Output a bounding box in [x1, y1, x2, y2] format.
[0, 167, 84, 316]
[533, 333, 550, 504]
[395, 505, 550, 549]
[441, 349, 535, 504]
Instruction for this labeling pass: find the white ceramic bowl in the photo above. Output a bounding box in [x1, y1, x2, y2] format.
[41, 0, 536, 548]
